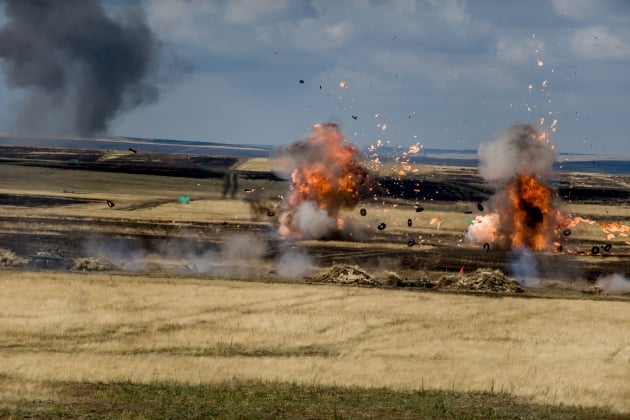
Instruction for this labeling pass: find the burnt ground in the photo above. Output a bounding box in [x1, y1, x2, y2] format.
[2, 213, 627, 281]
[0, 145, 244, 179]
[1, 145, 629, 287]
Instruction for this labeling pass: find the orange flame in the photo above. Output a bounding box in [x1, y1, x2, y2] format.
[274, 124, 370, 238]
[469, 175, 568, 251]
[505, 175, 555, 250]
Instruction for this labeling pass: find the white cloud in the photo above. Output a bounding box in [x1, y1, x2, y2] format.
[144, 0, 218, 46]
[571, 26, 630, 60]
[432, 0, 468, 26]
[496, 36, 546, 66]
[550, 0, 630, 23]
[261, 18, 357, 51]
[224, 0, 293, 24]
[551, 0, 602, 20]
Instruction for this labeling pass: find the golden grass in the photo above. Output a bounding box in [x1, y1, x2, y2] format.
[0, 272, 628, 413]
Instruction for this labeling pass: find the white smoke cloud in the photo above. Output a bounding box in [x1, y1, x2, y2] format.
[465, 213, 499, 244]
[478, 123, 555, 182]
[280, 201, 338, 240]
[276, 248, 314, 279]
[83, 237, 147, 271]
[596, 273, 630, 294]
[83, 233, 268, 278]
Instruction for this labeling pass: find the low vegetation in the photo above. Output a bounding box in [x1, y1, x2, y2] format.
[2, 379, 623, 419]
[0, 272, 628, 415]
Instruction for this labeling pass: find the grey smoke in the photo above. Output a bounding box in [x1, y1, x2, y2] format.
[83, 233, 277, 279]
[478, 123, 555, 182]
[84, 237, 147, 271]
[509, 247, 541, 287]
[0, 0, 161, 135]
[291, 201, 338, 240]
[276, 248, 314, 279]
[596, 273, 630, 294]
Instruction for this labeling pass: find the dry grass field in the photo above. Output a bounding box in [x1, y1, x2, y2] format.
[1, 146, 629, 416]
[0, 272, 629, 414]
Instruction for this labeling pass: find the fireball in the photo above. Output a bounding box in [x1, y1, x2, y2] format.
[467, 123, 567, 251]
[273, 123, 370, 239]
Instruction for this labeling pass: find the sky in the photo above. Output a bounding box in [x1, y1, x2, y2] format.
[0, 0, 629, 155]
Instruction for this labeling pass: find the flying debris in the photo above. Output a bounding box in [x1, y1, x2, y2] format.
[352, 115, 358, 120]
[407, 219, 412, 227]
[483, 243, 491, 252]
[477, 203, 484, 212]
[360, 208, 367, 217]
[406, 239, 415, 247]
[377, 223, 387, 231]
[299, 79, 305, 84]
[415, 206, 424, 212]
[106, 200, 115, 208]
[128, 147, 137, 154]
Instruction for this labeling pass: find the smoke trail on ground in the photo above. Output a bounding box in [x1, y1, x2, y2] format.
[276, 248, 314, 279]
[83, 237, 147, 272]
[83, 233, 318, 280]
[0, 0, 161, 135]
[596, 273, 630, 294]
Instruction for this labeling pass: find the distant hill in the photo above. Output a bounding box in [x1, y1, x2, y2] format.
[0, 134, 272, 158]
[1, 134, 628, 174]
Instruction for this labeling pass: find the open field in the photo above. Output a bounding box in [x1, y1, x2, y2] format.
[1, 144, 630, 415]
[0, 272, 629, 416]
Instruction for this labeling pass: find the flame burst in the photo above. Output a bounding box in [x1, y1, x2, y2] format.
[468, 175, 567, 251]
[502, 175, 564, 250]
[273, 123, 370, 239]
[467, 123, 568, 251]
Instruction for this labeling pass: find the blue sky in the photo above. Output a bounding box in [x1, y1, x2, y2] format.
[1, 0, 629, 154]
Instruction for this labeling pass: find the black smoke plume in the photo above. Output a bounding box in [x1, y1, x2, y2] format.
[0, 0, 160, 135]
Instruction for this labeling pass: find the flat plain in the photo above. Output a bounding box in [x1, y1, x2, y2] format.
[1, 145, 629, 416]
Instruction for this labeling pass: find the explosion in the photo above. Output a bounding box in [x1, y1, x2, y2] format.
[272, 123, 370, 239]
[466, 123, 568, 252]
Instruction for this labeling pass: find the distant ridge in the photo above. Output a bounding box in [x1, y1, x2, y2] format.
[1, 134, 628, 174]
[0, 134, 272, 158]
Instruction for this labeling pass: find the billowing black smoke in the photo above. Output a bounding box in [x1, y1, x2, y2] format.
[0, 0, 160, 135]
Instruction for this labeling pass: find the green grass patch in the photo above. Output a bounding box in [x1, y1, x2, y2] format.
[1, 379, 623, 419]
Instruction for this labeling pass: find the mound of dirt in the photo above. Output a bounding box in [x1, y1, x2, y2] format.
[0, 248, 28, 267]
[72, 257, 117, 272]
[438, 269, 524, 293]
[309, 264, 383, 287]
